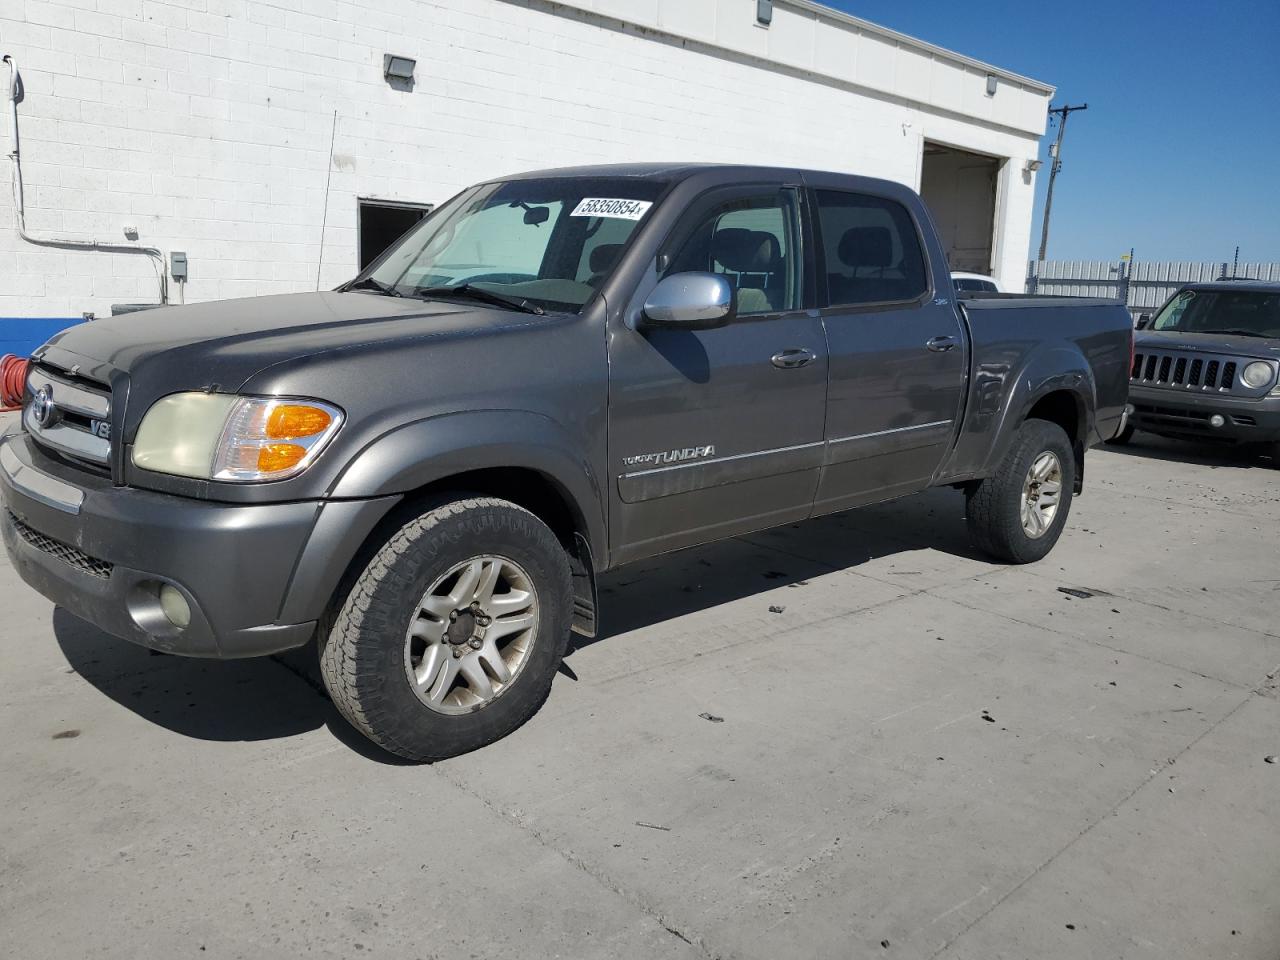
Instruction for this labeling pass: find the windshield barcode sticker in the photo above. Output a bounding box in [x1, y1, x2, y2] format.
[570, 198, 653, 220]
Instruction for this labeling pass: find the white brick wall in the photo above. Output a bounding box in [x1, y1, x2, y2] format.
[0, 0, 1049, 317]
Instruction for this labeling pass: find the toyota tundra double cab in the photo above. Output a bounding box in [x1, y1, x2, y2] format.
[1, 164, 1132, 760]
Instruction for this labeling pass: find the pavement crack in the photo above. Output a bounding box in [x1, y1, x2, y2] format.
[428, 764, 720, 958]
[927, 693, 1257, 959]
[937, 592, 1254, 691]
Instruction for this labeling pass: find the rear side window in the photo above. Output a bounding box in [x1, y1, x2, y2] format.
[814, 190, 928, 306]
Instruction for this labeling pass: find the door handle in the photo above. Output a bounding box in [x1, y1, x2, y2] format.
[771, 348, 816, 369]
[926, 336, 958, 353]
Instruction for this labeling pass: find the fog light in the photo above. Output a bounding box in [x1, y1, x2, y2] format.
[159, 584, 191, 629]
[1209, 414, 1226, 429]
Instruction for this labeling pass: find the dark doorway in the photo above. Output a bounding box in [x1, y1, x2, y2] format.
[919, 143, 1000, 276]
[358, 200, 432, 269]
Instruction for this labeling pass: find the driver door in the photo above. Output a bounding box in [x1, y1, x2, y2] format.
[606, 184, 828, 564]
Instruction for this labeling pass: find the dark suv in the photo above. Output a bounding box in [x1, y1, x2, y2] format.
[1117, 281, 1280, 461]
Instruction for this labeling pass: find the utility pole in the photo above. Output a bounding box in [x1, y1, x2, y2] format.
[1037, 102, 1088, 262]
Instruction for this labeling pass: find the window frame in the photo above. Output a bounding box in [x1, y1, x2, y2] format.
[656, 181, 812, 322]
[809, 187, 936, 314]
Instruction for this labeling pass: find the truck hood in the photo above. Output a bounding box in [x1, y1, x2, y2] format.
[35, 292, 535, 391]
[1135, 329, 1280, 357]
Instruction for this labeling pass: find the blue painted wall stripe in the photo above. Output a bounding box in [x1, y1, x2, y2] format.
[0, 318, 87, 358]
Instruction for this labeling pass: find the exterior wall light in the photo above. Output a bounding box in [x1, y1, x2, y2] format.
[986, 75, 998, 96]
[1025, 158, 1043, 173]
[383, 54, 416, 83]
[757, 0, 773, 26]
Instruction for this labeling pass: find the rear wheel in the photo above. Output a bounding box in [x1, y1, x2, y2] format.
[966, 419, 1076, 563]
[319, 496, 572, 761]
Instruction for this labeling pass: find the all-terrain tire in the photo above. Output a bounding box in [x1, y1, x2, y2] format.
[319, 496, 572, 761]
[966, 419, 1076, 564]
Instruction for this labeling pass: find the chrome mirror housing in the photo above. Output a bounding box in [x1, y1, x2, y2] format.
[641, 272, 735, 330]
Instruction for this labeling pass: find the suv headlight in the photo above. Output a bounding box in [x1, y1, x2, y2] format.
[132, 393, 343, 482]
[1241, 361, 1274, 390]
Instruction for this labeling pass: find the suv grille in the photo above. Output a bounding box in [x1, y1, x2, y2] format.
[7, 510, 114, 579]
[23, 364, 112, 468]
[1131, 349, 1269, 396]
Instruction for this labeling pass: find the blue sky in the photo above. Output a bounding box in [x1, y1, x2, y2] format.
[825, 1, 1280, 263]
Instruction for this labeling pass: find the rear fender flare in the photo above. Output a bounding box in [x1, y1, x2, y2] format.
[980, 343, 1096, 479]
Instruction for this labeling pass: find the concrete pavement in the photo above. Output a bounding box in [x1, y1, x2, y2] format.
[1, 424, 1278, 959]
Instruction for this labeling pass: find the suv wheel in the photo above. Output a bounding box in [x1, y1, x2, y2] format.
[966, 419, 1076, 563]
[319, 496, 572, 761]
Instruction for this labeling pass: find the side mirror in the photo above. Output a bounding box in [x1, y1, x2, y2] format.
[641, 272, 735, 330]
[1135, 313, 1151, 330]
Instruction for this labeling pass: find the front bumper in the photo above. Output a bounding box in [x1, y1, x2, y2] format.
[1, 430, 395, 658]
[1127, 385, 1280, 443]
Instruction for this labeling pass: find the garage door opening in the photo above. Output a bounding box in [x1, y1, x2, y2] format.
[358, 199, 432, 269]
[920, 143, 1000, 277]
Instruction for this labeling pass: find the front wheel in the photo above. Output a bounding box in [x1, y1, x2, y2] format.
[966, 419, 1076, 563]
[319, 496, 573, 761]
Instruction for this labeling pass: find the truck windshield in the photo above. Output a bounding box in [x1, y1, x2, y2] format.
[1151, 289, 1280, 338]
[357, 178, 667, 313]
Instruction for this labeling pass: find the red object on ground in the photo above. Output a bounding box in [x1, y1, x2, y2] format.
[1, 354, 29, 411]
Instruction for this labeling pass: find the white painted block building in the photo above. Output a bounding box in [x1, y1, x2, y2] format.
[0, 0, 1053, 328]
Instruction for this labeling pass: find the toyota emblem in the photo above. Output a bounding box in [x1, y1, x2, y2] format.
[32, 385, 55, 427]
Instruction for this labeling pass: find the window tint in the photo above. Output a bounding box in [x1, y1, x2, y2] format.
[954, 277, 997, 293]
[664, 190, 801, 315]
[575, 215, 635, 287]
[815, 190, 928, 306]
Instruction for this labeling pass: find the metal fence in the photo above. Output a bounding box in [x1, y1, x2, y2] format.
[1026, 260, 1280, 319]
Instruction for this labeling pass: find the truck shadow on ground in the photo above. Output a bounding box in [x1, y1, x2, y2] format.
[1103, 433, 1277, 471]
[52, 607, 412, 763]
[52, 485, 978, 759]
[589, 485, 980, 643]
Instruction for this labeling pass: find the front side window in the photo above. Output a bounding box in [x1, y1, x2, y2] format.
[364, 178, 666, 312]
[1151, 289, 1280, 338]
[815, 190, 928, 306]
[663, 190, 802, 315]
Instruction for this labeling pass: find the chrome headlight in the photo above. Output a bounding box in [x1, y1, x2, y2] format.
[132, 393, 343, 482]
[1241, 361, 1274, 390]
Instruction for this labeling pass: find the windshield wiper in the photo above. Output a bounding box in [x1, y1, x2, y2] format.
[1199, 328, 1269, 338]
[343, 276, 402, 297]
[415, 284, 545, 316]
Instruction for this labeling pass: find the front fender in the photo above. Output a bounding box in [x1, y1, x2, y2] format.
[328, 409, 606, 560]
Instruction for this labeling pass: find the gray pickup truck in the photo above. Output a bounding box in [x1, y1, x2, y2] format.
[1, 164, 1132, 760]
[1116, 280, 1280, 459]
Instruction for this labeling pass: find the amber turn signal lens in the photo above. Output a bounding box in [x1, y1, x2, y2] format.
[266, 404, 333, 439]
[256, 443, 308, 473]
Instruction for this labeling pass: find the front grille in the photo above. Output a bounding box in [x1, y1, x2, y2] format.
[24, 364, 113, 469]
[7, 510, 114, 579]
[1130, 348, 1272, 396]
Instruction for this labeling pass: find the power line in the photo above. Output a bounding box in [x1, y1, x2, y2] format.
[1037, 102, 1088, 262]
